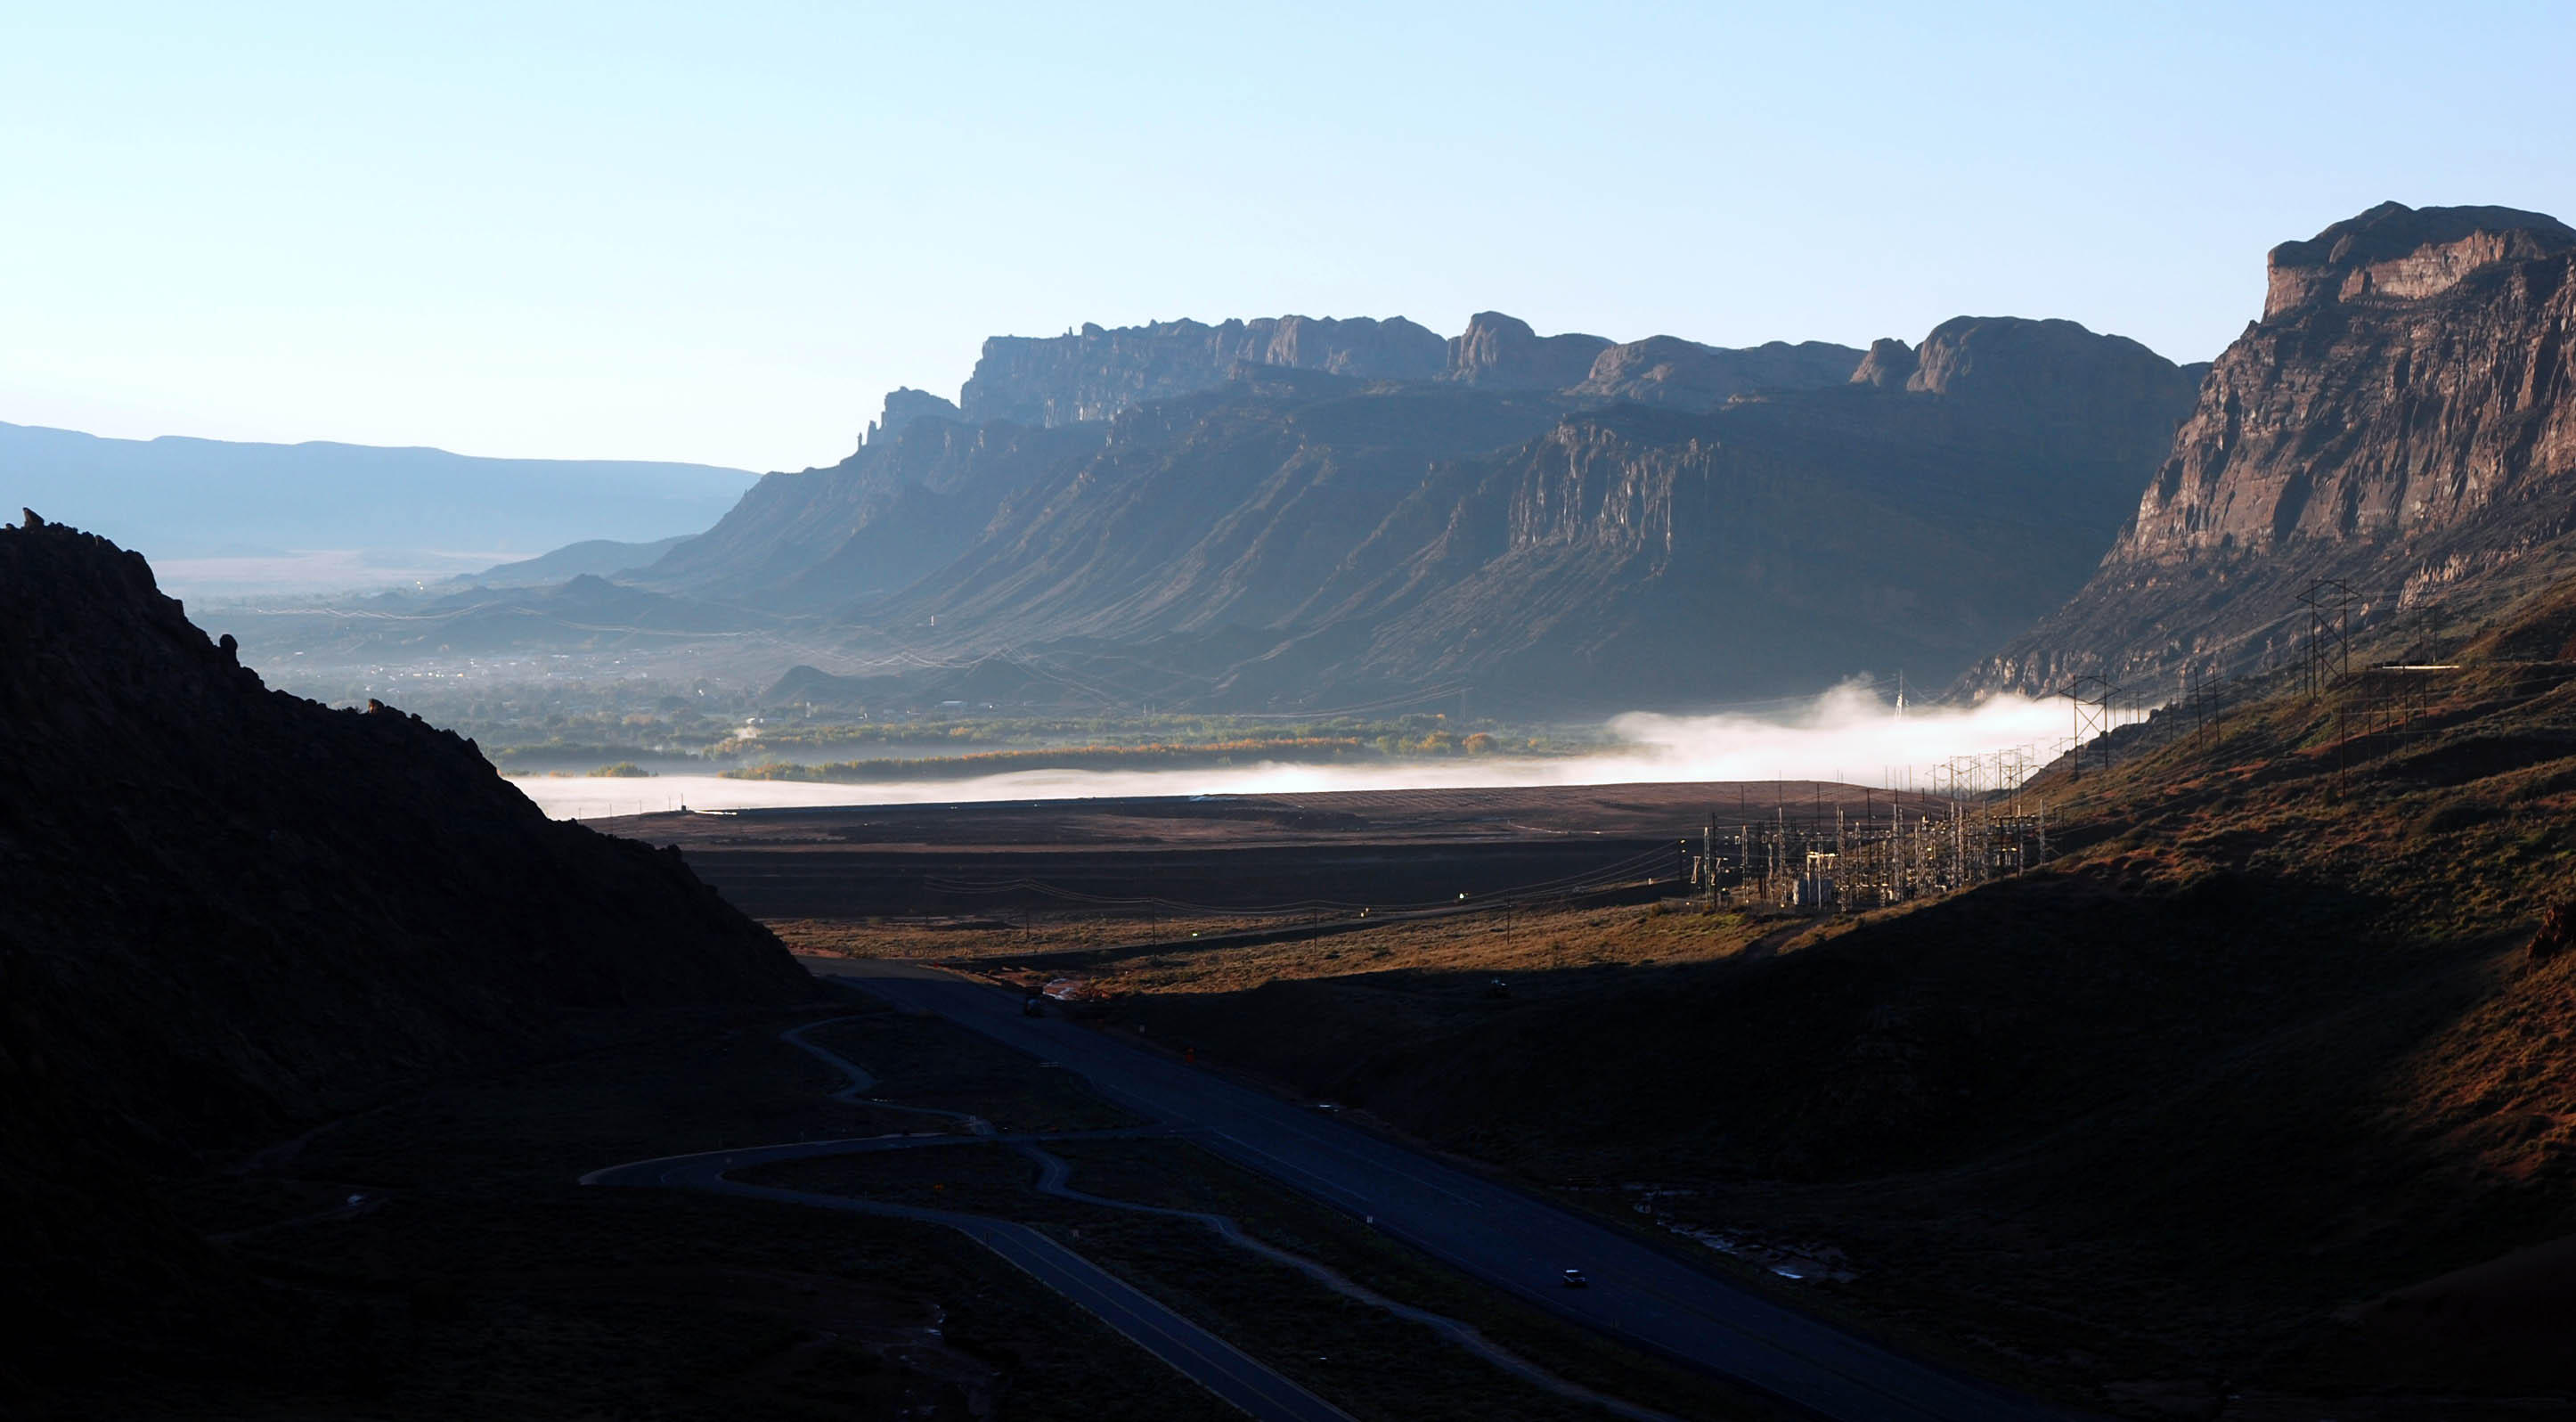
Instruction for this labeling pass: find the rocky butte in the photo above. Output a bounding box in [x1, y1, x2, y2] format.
[1970, 200, 2576, 696]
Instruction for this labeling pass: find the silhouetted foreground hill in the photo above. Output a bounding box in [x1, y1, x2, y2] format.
[0, 514, 807, 1385]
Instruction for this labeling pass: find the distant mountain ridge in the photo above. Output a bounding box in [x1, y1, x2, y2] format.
[1968, 201, 2576, 698]
[452, 535, 692, 588]
[216, 301, 2212, 714]
[0, 421, 754, 568]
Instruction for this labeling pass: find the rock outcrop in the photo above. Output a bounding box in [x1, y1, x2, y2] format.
[1441, 310, 1613, 389]
[1850, 337, 1920, 388]
[865, 386, 963, 445]
[0, 519, 808, 1372]
[2262, 200, 2576, 319]
[1568, 335, 1863, 408]
[1968, 202, 2576, 698]
[957, 315, 1446, 427]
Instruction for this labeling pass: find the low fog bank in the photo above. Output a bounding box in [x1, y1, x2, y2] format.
[513, 683, 2111, 821]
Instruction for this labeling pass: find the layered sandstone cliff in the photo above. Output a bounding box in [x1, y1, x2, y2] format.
[806, 315, 2197, 711]
[957, 315, 1447, 427]
[1221, 315, 2201, 707]
[1969, 202, 2576, 697]
[933, 311, 1861, 438]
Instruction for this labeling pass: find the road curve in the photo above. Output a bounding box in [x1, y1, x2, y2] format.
[585, 1116, 1349, 1420]
[811, 957, 2075, 1422]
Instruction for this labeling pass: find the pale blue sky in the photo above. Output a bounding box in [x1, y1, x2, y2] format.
[4, 1, 2569, 472]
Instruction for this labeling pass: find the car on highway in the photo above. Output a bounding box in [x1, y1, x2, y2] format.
[1022, 996, 1046, 1017]
[1561, 1268, 1588, 1288]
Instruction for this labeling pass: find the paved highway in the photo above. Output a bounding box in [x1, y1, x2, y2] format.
[811, 957, 2070, 1422]
[588, 1124, 1353, 1421]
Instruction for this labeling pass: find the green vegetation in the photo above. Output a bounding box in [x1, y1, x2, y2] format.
[725, 737, 1374, 782]
[284, 674, 1598, 775]
[712, 711, 1583, 764]
[586, 761, 651, 777]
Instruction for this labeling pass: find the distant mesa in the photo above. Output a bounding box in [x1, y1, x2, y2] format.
[956, 315, 1447, 428]
[931, 308, 1867, 435]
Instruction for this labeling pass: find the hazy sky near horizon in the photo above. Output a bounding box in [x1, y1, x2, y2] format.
[5, 1, 2571, 473]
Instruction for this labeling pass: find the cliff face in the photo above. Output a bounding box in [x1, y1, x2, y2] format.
[796, 315, 2196, 712]
[1219, 316, 2201, 707]
[876, 371, 1574, 650]
[1568, 334, 1863, 408]
[930, 312, 1854, 436]
[1969, 202, 2576, 698]
[956, 315, 1447, 427]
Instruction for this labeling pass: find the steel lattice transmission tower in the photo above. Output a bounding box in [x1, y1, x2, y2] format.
[2062, 674, 2120, 779]
[2298, 579, 2359, 699]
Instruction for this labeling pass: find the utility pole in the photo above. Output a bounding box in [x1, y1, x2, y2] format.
[2297, 579, 2357, 699]
[1704, 814, 1716, 908]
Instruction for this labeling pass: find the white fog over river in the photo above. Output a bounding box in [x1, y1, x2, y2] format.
[510, 684, 2123, 821]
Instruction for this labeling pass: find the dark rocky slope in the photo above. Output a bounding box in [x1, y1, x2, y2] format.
[1969, 201, 2576, 699]
[0, 515, 807, 1382]
[640, 416, 1106, 609]
[1129, 572, 2576, 1410]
